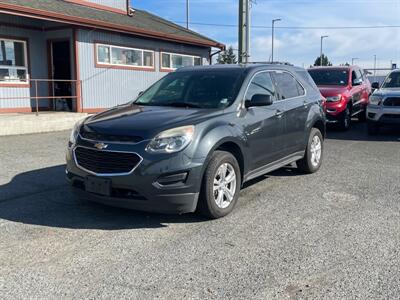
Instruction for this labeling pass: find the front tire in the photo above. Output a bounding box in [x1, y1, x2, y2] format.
[297, 128, 324, 174]
[198, 151, 241, 219]
[338, 106, 351, 130]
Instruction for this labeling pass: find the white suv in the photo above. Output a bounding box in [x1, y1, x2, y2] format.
[367, 70, 400, 134]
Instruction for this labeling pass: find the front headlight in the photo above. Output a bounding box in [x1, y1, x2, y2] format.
[326, 95, 342, 102]
[69, 119, 84, 145]
[146, 125, 195, 154]
[369, 95, 383, 105]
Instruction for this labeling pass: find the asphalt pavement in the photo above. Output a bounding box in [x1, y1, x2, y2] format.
[0, 122, 399, 299]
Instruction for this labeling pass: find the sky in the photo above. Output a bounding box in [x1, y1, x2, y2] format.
[132, 0, 400, 69]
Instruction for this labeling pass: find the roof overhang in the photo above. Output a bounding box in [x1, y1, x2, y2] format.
[0, 2, 225, 50]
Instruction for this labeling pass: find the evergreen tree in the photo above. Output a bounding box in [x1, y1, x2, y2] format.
[314, 54, 332, 66]
[217, 46, 237, 64]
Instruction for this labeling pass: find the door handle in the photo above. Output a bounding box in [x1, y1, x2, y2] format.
[275, 109, 284, 118]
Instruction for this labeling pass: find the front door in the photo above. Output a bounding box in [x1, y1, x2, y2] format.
[242, 71, 286, 170]
[49, 40, 72, 111]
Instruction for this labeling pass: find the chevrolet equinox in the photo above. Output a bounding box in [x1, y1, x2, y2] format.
[66, 64, 326, 219]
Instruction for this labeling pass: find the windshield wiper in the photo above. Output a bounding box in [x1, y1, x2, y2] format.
[163, 102, 202, 109]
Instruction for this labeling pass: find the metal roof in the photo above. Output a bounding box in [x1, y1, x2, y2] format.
[0, 0, 224, 49]
[176, 63, 306, 73]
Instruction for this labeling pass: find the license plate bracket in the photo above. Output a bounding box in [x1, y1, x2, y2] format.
[85, 176, 111, 196]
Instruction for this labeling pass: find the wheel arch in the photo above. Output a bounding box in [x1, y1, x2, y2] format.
[312, 118, 326, 139]
[199, 137, 247, 187]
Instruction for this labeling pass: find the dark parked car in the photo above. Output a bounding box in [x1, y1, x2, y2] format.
[66, 64, 326, 219]
[367, 70, 400, 134]
[308, 66, 371, 130]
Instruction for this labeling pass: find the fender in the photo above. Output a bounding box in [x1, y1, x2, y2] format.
[192, 121, 249, 180]
[303, 102, 326, 146]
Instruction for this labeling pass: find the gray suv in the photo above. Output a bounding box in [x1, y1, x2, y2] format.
[368, 70, 400, 134]
[66, 64, 326, 219]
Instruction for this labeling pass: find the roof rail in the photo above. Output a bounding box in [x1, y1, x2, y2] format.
[246, 61, 294, 66]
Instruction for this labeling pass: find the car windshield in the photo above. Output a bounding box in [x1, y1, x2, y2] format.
[382, 72, 400, 88]
[308, 69, 349, 86]
[134, 69, 244, 109]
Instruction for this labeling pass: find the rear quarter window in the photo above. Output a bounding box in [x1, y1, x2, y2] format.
[274, 71, 304, 99]
[296, 70, 319, 91]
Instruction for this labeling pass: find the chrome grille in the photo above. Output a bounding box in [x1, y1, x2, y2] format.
[74, 147, 142, 175]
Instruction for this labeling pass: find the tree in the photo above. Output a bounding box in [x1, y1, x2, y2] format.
[340, 62, 350, 66]
[314, 54, 332, 66]
[217, 46, 237, 64]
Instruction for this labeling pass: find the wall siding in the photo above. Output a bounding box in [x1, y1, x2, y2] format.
[77, 29, 210, 110]
[0, 17, 47, 110]
[84, 0, 127, 11]
[0, 14, 212, 112]
[0, 14, 78, 111]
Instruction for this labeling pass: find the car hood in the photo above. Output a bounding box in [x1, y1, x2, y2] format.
[373, 88, 400, 97]
[317, 86, 349, 97]
[81, 104, 224, 141]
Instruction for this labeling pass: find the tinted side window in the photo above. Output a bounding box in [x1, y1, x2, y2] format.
[274, 71, 303, 99]
[357, 69, 364, 81]
[352, 70, 359, 84]
[296, 80, 305, 96]
[245, 72, 276, 101]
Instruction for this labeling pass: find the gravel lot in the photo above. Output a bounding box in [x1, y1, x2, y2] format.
[0, 123, 399, 299]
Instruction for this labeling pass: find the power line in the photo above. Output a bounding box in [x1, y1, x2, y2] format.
[174, 21, 400, 30]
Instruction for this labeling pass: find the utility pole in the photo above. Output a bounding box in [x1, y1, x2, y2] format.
[320, 35, 328, 66]
[271, 18, 281, 63]
[373, 54, 377, 81]
[186, 0, 190, 29]
[238, 0, 250, 63]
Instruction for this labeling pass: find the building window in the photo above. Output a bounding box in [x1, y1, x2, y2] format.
[161, 52, 202, 70]
[0, 38, 28, 83]
[96, 43, 154, 69]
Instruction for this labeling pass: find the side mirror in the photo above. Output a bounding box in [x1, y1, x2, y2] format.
[245, 94, 273, 108]
[371, 82, 380, 89]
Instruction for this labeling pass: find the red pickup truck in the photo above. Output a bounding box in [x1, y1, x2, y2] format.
[308, 66, 371, 130]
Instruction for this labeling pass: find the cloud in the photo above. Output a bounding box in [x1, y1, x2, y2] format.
[246, 0, 400, 68]
[134, 0, 400, 69]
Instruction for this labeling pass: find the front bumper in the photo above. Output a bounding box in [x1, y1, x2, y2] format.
[66, 138, 205, 214]
[367, 105, 400, 124]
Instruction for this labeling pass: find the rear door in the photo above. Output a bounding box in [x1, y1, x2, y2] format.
[358, 68, 370, 107]
[272, 70, 309, 156]
[243, 71, 286, 170]
[350, 69, 363, 114]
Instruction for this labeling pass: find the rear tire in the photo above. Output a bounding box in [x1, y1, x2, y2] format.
[198, 151, 241, 219]
[367, 121, 379, 135]
[297, 128, 324, 174]
[338, 106, 351, 130]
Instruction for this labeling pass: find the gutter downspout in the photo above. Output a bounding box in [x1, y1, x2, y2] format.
[209, 48, 225, 65]
[127, 0, 135, 16]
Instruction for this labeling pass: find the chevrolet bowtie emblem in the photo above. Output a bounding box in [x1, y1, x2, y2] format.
[94, 142, 108, 150]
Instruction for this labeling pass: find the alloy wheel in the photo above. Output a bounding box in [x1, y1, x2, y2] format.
[213, 163, 237, 209]
[310, 135, 322, 167]
[344, 108, 351, 128]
